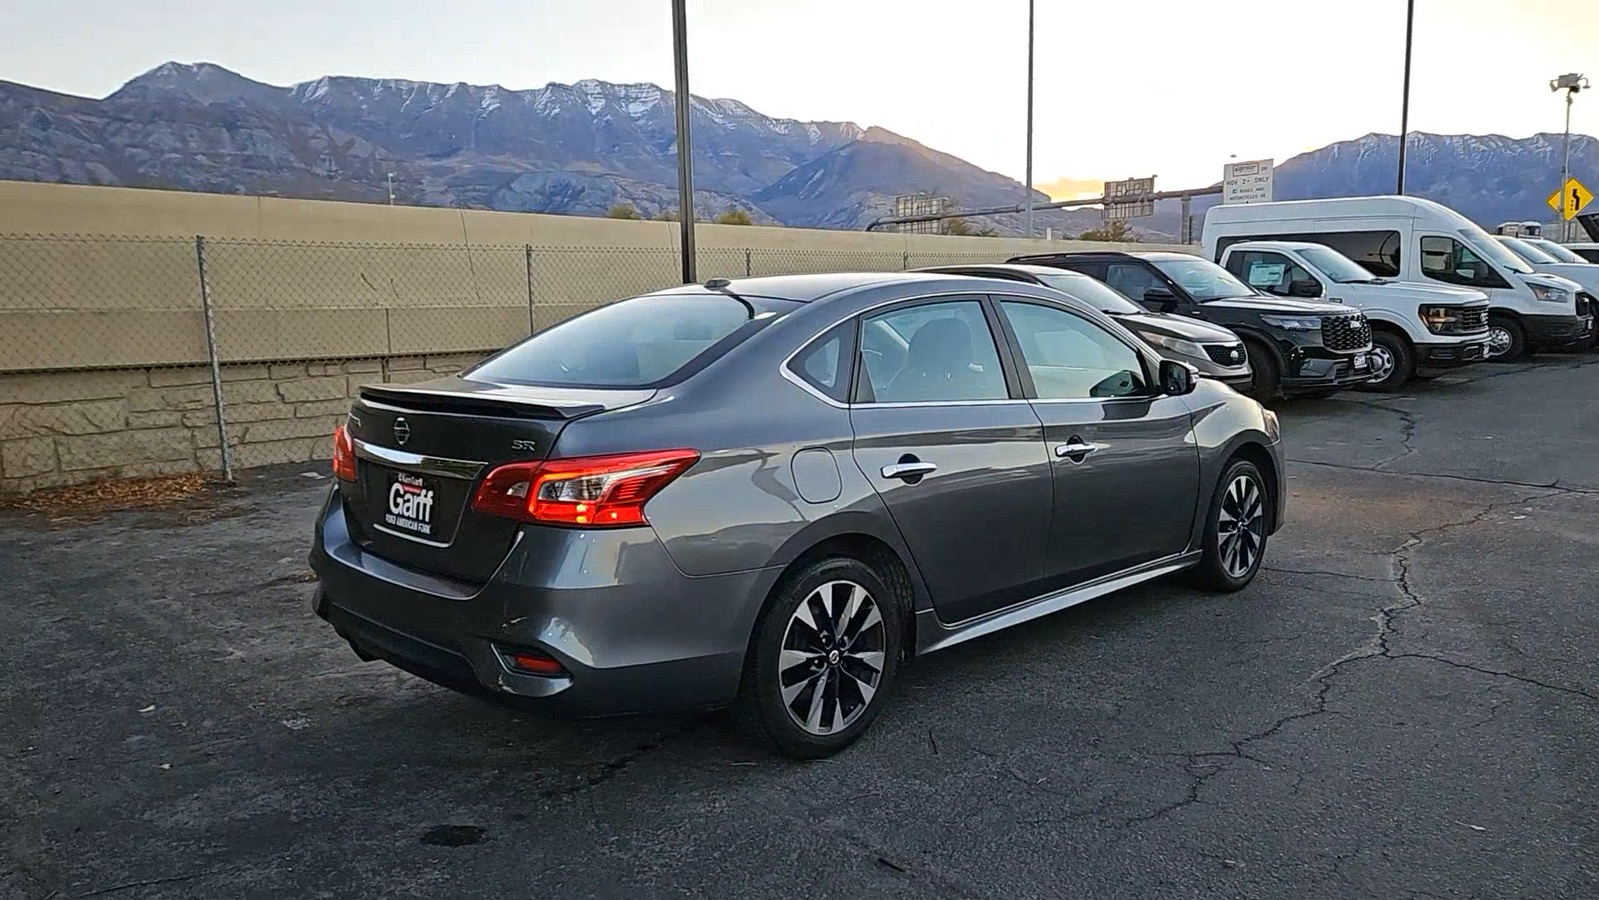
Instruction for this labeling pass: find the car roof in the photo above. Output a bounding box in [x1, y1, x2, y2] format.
[1009, 250, 1197, 263]
[648, 272, 974, 304]
[913, 263, 1083, 279]
[1228, 240, 1330, 252]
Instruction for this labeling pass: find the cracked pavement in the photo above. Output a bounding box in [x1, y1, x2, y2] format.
[4, 357, 1598, 899]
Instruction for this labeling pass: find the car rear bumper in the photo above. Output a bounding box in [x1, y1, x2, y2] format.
[308, 486, 765, 717]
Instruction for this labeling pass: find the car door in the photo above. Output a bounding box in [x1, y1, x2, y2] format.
[848, 296, 1054, 625]
[993, 296, 1201, 585]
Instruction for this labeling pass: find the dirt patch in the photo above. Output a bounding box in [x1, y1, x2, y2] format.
[0, 473, 243, 526]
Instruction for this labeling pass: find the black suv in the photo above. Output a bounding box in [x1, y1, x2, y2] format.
[1010, 251, 1375, 401]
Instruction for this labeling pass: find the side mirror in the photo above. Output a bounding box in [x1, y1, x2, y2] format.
[1288, 279, 1322, 298]
[1143, 287, 1179, 312]
[1159, 359, 1197, 396]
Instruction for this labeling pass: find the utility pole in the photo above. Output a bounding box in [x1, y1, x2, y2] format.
[1396, 0, 1415, 195]
[671, 0, 697, 283]
[1024, 0, 1036, 237]
[1552, 73, 1589, 241]
[387, 172, 396, 205]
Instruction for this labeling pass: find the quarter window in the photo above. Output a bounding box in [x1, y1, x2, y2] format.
[857, 300, 1009, 403]
[1420, 236, 1510, 289]
[787, 321, 853, 403]
[1000, 301, 1149, 400]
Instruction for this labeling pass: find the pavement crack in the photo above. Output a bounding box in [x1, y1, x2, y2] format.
[1344, 399, 1418, 470]
[1388, 652, 1598, 701]
[540, 715, 709, 799]
[75, 869, 228, 898]
[1285, 458, 1599, 495]
[1263, 566, 1395, 584]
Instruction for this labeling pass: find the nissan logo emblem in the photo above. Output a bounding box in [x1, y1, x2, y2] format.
[393, 417, 411, 446]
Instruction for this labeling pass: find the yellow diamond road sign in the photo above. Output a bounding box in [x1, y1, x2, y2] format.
[1547, 177, 1594, 220]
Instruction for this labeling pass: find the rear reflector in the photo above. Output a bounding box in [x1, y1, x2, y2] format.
[506, 650, 565, 677]
[332, 424, 357, 482]
[471, 449, 699, 527]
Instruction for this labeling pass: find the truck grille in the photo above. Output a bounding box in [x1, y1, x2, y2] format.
[1458, 305, 1489, 333]
[1321, 313, 1372, 352]
[1203, 342, 1248, 367]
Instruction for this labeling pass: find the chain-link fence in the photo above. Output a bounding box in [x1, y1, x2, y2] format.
[0, 232, 1066, 491]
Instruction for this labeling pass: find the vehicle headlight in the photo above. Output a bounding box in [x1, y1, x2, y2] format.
[1529, 283, 1570, 304]
[1260, 315, 1322, 331]
[1262, 408, 1280, 442]
[1141, 332, 1205, 358]
[1419, 305, 1464, 333]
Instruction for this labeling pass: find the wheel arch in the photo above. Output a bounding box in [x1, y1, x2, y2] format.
[1228, 441, 1281, 534]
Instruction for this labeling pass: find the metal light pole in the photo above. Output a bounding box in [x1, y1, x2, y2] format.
[1024, 0, 1035, 237]
[1551, 73, 1589, 241]
[387, 172, 396, 205]
[1396, 0, 1415, 195]
[671, 0, 697, 283]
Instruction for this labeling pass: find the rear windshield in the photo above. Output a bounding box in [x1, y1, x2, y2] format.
[469, 293, 758, 387]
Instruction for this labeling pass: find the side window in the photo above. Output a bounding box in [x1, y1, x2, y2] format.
[1231, 251, 1316, 297]
[858, 299, 1009, 403]
[1420, 236, 1508, 288]
[1103, 263, 1167, 305]
[787, 320, 853, 403]
[1317, 231, 1402, 277]
[1000, 301, 1149, 400]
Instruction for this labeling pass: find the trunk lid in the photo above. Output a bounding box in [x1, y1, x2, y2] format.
[341, 376, 654, 585]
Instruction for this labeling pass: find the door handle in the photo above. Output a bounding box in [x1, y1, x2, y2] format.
[1055, 440, 1104, 462]
[881, 461, 938, 481]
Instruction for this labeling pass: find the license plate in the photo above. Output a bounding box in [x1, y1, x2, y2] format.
[383, 470, 439, 537]
[1352, 354, 1369, 372]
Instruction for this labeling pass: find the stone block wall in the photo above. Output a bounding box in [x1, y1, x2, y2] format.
[0, 352, 486, 494]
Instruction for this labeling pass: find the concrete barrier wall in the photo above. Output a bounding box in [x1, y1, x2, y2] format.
[0, 180, 1196, 494]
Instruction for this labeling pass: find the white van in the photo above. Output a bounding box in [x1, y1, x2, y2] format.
[1203, 196, 1594, 359]
[1217, 240, 1491, 391]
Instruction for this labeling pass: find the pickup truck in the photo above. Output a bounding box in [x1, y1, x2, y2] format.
[1218, 241, 1492, 391]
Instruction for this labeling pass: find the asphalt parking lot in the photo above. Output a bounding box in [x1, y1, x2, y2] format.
[5, 355, 1598, 900]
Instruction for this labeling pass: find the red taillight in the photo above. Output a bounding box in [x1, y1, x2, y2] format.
[470, 449, 699, 527]
[332, 424, 357, 482]
[505, 649, 565, 677]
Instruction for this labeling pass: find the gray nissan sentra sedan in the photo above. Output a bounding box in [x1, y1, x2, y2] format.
[310, 272, 1285, 758]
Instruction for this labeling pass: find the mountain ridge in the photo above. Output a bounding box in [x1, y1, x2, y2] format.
[2, 61, 1595, 237]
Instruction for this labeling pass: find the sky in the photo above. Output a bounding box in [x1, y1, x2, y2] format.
[5, 0, 1597, 196]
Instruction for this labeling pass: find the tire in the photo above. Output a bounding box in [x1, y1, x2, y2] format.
[1187, 458, 1270, 593]
[1242, 338, 1281, 403]
[1355, 330, 1413, 392]
[734, 557, 902, 759]
[1486, 314, 1527, 362]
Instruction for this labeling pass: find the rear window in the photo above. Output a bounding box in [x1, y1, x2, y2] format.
[469, 294, 755, 387]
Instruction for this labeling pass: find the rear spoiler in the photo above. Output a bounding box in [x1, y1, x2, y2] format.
[358, 383, 605, 420]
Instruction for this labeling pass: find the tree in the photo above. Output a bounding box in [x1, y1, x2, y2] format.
[655, 208, 679, 221]
[714, 208, 754, 226]
[607, 203, 641, 220]
[944, 216, 996, 237]
[1076, 219, 1138, 242]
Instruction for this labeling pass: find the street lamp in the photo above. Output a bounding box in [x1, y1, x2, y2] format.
[1024, 0, 1035, 238]
[1551, 72, 1589, 241]
[387, 172, 396, 206]
[672, 0, 697, 283]
[1396, 0, 1415, 195]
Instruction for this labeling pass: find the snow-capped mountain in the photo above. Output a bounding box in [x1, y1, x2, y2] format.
[2, 62, 1593, 235]
[0, 61, 1070, 230]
